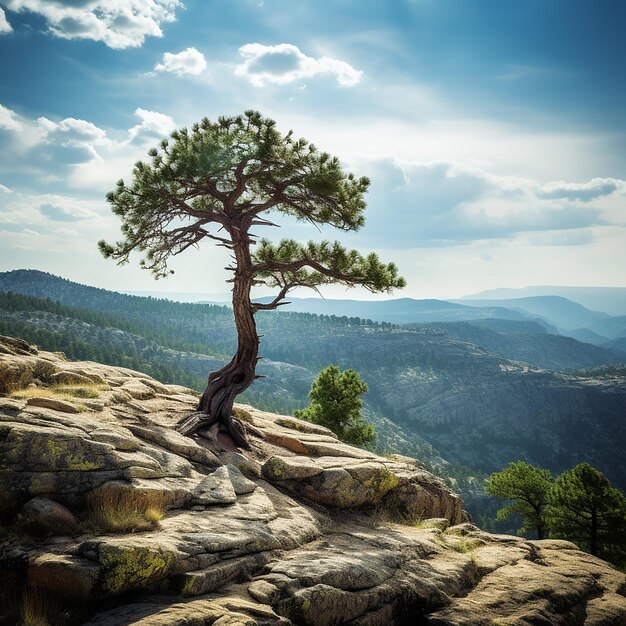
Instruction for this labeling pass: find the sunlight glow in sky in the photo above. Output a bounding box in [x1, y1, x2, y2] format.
[1, 0, 625, 299]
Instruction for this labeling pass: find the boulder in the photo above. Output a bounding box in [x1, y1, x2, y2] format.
[193, 466, 237, 505]
[26, 396, 81, 413]
[19, 496, 78, 535]
[0, 357, 33, 393]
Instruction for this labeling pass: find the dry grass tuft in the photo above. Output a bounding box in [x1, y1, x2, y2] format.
[21, 587, 51, 626]
[369, 504, 425, 528]
[87, 486, 167, 533]
[11, 383, 109, 401]
[450, 538, 482, 553]
[19, 585, 82, 626]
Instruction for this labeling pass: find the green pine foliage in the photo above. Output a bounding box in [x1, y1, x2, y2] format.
[99, 111, 404, 293]
[546, 462, 626, 563]
[485, 461, 553, 539]
[295, 365, 375, 445]
[487, 460, 626, 567]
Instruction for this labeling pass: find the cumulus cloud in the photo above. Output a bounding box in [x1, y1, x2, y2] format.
[0, 8, 12, 33]
[235, 43, 362, 87]
[537, 177, 623, 201]
[39, 202, 98, 221]
[526, 230, 594, 247]
[0, 103, 22, 131]
[155, 47, 207, 76]
[0, 105, 177, 192]
[0, 191, 105, 242]
[357, 159, 617, 247]
[127, 107, 176, 144]
[54, 227, 81, 237]
[35, 115, 109, 164]
[3, 0, 181, 48]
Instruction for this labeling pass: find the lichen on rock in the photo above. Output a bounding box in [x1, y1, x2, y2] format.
[0, 336, 624, 626]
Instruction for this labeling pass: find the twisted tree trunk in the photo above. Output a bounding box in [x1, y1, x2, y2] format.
[176, 231, 258, 448]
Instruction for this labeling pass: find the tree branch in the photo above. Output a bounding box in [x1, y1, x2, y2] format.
[251, 285, 291, 311]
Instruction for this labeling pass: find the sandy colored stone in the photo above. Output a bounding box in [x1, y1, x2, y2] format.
[0, 337, 624, 626]
[26, 396, 81, 413]
[262, 455, 324, 481]
[121, 380, 156, 400]
[49, 370, 98, 386]
[226, 464, 257, 494]
[193, 466, 237, 505]
[0, 356, 33, 392]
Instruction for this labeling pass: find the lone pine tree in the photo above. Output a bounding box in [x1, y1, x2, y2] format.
[100, 111, 405, 447]
[485, 461, 553, 539]
[295, 365, 375, 446]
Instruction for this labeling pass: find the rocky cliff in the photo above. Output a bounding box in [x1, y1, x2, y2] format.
[1, 335, 625, 625]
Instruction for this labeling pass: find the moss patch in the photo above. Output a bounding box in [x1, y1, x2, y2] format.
[98, 544, 178, 595]
[363, 467, 400, 494]
[232, 406, 254, 425]
[262, 457, 287, 480]
[275, 418, 308, 432]
[46, 440, 102, 472]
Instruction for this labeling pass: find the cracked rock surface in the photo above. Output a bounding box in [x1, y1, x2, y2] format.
[1, 335, 625, 626]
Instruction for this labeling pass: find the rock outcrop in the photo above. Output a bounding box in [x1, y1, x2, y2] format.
[1, 335, 625, 626]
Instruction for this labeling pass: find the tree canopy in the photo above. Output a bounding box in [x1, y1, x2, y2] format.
[99, 111, 405, 446]
[547, 462, 626, 562]
[485, 461, 553, 539]
[295, 365, 375, 445]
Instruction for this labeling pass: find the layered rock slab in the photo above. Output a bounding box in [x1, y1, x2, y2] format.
[0, 336, 625, 626]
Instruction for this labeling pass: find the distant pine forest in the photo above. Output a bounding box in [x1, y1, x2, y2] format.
[1, 270, 626, 533]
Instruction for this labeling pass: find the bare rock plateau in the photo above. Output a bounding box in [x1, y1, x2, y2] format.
[1, 335, 625, 625]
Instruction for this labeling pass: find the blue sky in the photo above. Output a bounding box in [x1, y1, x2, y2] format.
[0, 0, 625, 300]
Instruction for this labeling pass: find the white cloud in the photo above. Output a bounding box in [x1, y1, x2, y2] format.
[537, 178, 623, 201]
[127, 107, 176, 144]
[0, 183, 11, 193]
[155, 47, 207, 76]
[0, 106, 177, 189]
[355, 159, 622, 248]
[276, 113, 611, 181]
[235, 43, 362, 87]
[35, 115, 109, 164]
[3, 0, 181, 48]
[54, 227, 81, 237]
[0, 191, 104, 226]
[40, 202, 98, 221]
[0, 8, 12, 33]
[0, 104, 22, 131]
[38, 116, 108, 144]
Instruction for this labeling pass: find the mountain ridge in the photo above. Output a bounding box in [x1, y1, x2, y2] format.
[462, 285, 626, 316]
[1, 269, 625, 494]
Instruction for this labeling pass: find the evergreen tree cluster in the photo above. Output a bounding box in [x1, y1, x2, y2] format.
[486, 461, 626, 567]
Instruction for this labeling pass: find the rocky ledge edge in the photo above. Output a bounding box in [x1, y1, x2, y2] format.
[1, 334, 625, 626]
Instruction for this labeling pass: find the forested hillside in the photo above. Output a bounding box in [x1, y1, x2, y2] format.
[1, 270, 625, 495]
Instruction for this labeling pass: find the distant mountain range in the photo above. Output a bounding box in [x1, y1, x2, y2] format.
[218, 293, 626, 353]
[247, 295, 552, 326]
[1, 269, 625, 496]
[461, 285, 626, 316]
[456, 296, 609, 331]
